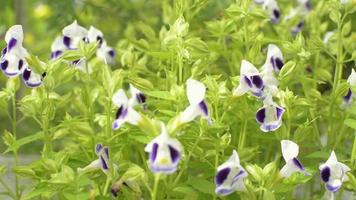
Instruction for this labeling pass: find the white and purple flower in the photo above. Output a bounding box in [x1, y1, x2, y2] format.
[262, 0, 281, 24]
[234, 60, 264, 97]
[144, 123, 183, 174]
[78, 144, 111, 174]
[112, 85, 146, 130]
[343, 69, 356, 106]
[319, 151, 350, 193]
[87, 26, 116, 65]
[280, 140, 308, 177]
[256, 96, 284, 132]
[179, 79, 211, 124]
[215, 150, 247, 196]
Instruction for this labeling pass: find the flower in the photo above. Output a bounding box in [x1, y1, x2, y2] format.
[291, 21, 305, 36]
[343, 69, 356, 105]
[78, 144, 111, 174]
[215, 150, 247, 196]
[262, 0, 281, 24]
[280, 140, 308, 177]
[50, 36, 67, 59]
[262, 44, 284, 74]
[233, 60, 264, 97]
[144, 123, 183, 174]
[179, 79, 211, 124]
[255, 95, 284, 132]
[319, 151, 350, 192]
[22, 66, 46, 88]
[112, 86, 145, 130]
[62, 20, 88, 49]
[88, 26, 116, 65]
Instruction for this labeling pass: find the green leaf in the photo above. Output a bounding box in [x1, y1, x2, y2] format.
[187, 177, 215, 195]
[344, 118, 356, 130]
[279, 61, 296, 79]
[4, 132, 44, 154]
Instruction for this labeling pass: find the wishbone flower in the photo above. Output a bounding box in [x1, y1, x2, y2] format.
[1, 25, 27, 77]
[88, 26, 116, 65]
[262, 0, 281, 24]
[50, 36, 68, 59]
[255, 95, 284, 132]
[280, 140, 309, 177]
[128, 84, 147, 109]
[179, 79, 212, 124]
[343, 69, 356, 106]
[319, 151, 350, 193]
[78, 144, 112, 174]
[233, 60, 264, 97]
[112, 88, 144, 130]
[144, 123, 183, 174]
[62, 20, 88, 49]
[215, 150, 248, 196]
[262, 44, 284, 74]
[22, 66, 46, 88]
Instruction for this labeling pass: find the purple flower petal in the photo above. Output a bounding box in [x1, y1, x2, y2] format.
[343, 88, 352, 104]
[22, 68, 31, 81]
[292, 158, 304, 170]
[104, 147, 109, 159]
[100, 155, 109, 170]
[95, 144, 103, 155]
[136, 93, 146, 104]
[7, 38, 17, 51]
[215, 167, 230, 186]
[150, 143, 159, 162]
[256, 108, 266, 123]
[108, 50, 115, 58]
[18, 59, 23, 70]
[216, 188, 233, 196]
[273, 9, 280, 20]
[1, 47, 7, 57]
[115, 106, 124, 119]
[63, 36, 71, 48]
[326, 182, 341, 193]
[1, 60, 8, 70]
[276, 107, 284, 120]
[168, 145, 180, 163]
[198, 100, 209, 116]
[232, 170, 245, 184]
[244, 76, 252, 87]
[320, 167, 330, 182]
[275, 58, 284, 70]
[251, 75, 263, 89]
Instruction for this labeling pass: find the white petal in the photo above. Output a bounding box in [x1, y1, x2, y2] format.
[51, 36, 67, 52]
[186, 79, 206, 105]
[281, 140, 299, 161]
[263, 0, 280, 23]
[128, 83, 142, 106]
[323, 31, 335, 44]
[125, 107, 141, 125]
[112, 89, 129, 107]
[228, 150, 240, 165]
[233, 81, 250, 96]
[179, 104, 201, 123]
[240, 60, 259, 76]
[62, 20, 88, 38]
[87, 26, 103, 43]
[96, 44, 115, 65]
[233, 178, 246, 191]
[5, 25, 23, 45]
[77, 159, 101, 173]
[280, 160, 300, 178]
[347, 68, 356, 86]
[267, 44, 283, 62]
[326, 151, 338, 164]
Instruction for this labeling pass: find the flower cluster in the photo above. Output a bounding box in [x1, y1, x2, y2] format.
[1, 25, 45, 87]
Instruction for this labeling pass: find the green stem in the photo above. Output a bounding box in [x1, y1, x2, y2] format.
[0, 178, 16, 199]
[42, 88, 52, 158]
[351, 134, 356, 167]
[238, 120, 247, 150]
[11, 93, 20, 200]
[151, 173, 161, 200]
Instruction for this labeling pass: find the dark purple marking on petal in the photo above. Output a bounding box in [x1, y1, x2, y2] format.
[168, 145, 180, 163]
[115, 106, 123, 119]
[22, 68, 31, 81]
[273, 9, 280, 19]
[216, 188, 233, 196]
[232, 170, 245, 184]
[100, 156, 109, 170]
[1, 47, 7, 57]
[292, 158, 304, 170]
[24, 80, 42, 88]
[256, 108, 266, 123]
[320, 167, 330, 182]
[297, 21, 304, 29]
[108, 50, 115, 58]
[18, 59, 23, 70]
[275, 58, 284, 70]
[261, 123, 281, 132]
[83, 37, 89, 43]
[244, 76, 252, 87]
[343, 89, 352, 103]
[41, 72, 47, 78]
[251, 75, 263, 89]
[199, 100, 209, 116]
[63, 36, 71, 48]
[150, 143, 159, 162]
[215, 167, 230, 186]
[1, 60, 8, 70]
[95, 144, 103, 155]
[104, 147, 109, 159]
[51, 50, 63, 59]
[305, 1, 312, 10]
[136, 93, 146, 104]
[8, 38, 17, 51]
[326, 182, 341, 193]
[276, 107, 284, 120]
[96, 36, 103, 47]
[72, 59, 80, 65]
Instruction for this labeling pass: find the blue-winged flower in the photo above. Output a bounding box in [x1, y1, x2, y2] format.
[1, 25, 27, 77]
[280, 140, 308, 177]
[255, 95, 284, 132]
[78, 144, 111, 174]
[343, 69, 356, 106]
[144, 123, 183, 174]
[50, 36, 68, 59]
[112, 87, 144, 130]
[233, 60, 264, 97]
[128, 84, 147, 109]
[87, 26, 116, 65]
[179, 79, 211, 124]
[319, 151, 350, 193]
[262, 0, 281, 24]
[215, 150, 247, 196]
[261, 44, 283, 96]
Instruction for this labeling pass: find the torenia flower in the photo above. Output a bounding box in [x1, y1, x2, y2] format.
[112, 87, 144, 130]
[1, 25, 27, 77]
[343, 69, 356, 105]
[179, 79, 211, 124]
[233, 60, 264, 97]
[215, 150, 247, 196]
[280, 140, 308, 177]
[262, 44, 284, 74]
[87, 26, 116, 65]
[144, 123, 183, 174]
[50, 36, 67, 59]
[128, 84, 147, 109]
[78, 144, 111, 174]
[291, 21, 305, 36]
[262, 0, 281, 24]
[22, 66, 46, 88]
[255, 95, 284, 132]
[62, 20, 88, 49]
[319, 151, 350, 192]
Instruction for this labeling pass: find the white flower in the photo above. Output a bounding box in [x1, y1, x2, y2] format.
[256, 95, 284, 132]
[280, 140, 308, 177]
[77, 144, 112, 174]
[233, 60, 264, 97]
[179, 79, 211, 124]
[215, 150, 247, 196]
[262, 0, 281, 24]
[343, 69, 356, 105]
[62, 20, 88, 49]
[319, 151, 350, 192]
[145, 123, 183, 174]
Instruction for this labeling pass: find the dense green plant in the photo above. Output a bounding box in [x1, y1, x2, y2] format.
[0, 0, 355, 199]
